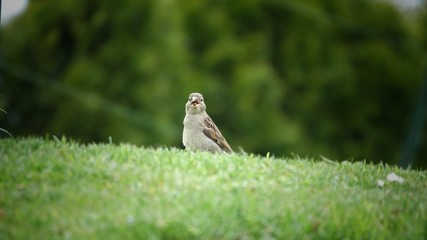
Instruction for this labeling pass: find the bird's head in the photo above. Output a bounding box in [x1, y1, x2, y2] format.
[186, 92, 206, 114]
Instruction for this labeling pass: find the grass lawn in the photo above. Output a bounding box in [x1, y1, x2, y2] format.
[0, 137, 426, 239]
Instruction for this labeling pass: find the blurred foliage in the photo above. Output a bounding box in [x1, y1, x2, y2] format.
[1, 0, 426, 168]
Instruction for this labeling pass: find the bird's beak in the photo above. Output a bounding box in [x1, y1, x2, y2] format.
[191, 97, 199, 106]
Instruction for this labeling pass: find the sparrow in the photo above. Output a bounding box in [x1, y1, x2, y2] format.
[183, 93, 233, 153]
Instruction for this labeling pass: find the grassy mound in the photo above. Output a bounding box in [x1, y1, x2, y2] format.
[1, 138, 426, 239]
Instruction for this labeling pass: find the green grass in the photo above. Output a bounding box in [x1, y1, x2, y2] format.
[1, 137, 426, 239]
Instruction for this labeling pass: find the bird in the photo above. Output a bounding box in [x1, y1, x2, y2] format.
[183, 92, 233, 153]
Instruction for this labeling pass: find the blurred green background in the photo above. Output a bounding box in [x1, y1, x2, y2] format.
[1, 0, 427, 168]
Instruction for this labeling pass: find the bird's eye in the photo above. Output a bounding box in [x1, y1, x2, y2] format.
[188, 98, 191, 102]
[200, 98, 204, 102]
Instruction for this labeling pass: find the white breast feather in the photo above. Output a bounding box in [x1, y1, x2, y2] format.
[183, 113, 222, 152]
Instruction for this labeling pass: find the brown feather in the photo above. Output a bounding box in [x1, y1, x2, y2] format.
[202, 116, 233, 153]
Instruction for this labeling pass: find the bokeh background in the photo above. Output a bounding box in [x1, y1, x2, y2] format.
[1, 0, 426, 168]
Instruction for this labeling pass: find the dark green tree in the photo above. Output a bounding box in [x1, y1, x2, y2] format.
[1, 0, 426, 167]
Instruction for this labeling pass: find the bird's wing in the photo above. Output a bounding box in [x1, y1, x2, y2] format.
[203, 116, 233, 153]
